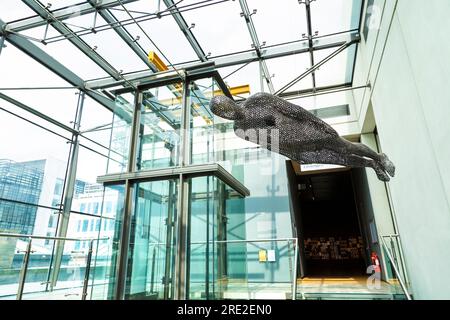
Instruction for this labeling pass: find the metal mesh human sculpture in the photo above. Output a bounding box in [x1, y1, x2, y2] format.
[210, 93, 395, 182]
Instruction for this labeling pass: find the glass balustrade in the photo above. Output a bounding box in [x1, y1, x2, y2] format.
[0, 233, 111, 300]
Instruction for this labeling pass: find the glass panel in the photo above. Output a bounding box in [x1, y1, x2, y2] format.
[79, 94, 133, 175]
[217, 62, 261, 98]
[189, 77, 250, 183]
[111, 1, 199, 65]
[265, 52, 314, 93]
[80, 96, 117, 151]
[181, 0, 253, 56]
[0, 108, 70, 215]
[90, 184, 125, 300]
[287, 90, 356, 124]
[247, 0, 308, 46]
[1, 0, 37, 22]
[138, 83, 183, 170]
[221, 239, 296, 299]
[79, 15, 150, 74]
[37, 238, 88, 300]
[188, 176, 294, 300]
[125, 179, 178, 300]
[311, 0, 363, 36]
[313, 45, 356, 88]
[188, 176, 222, 299]
[72, 146, 108, 216]
[20, 25, 110, 80]
[190, 77, 221, 166]
[48, 0, 84, 11]
[2, 88, 80, 128]
[0, 235, 26, 299]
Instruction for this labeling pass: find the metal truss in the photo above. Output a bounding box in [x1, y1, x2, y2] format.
[163, 0, 207, 62]
[86, 31, 360, 90]
[87, 0, 155, 70]
[22, 0, 122, 79]
[0, 17, 131, 120]
[238, 0, 275, 93]
[8, 0, 139, 31]
[275, 39, 359, 96]
[1, 0, 363, 100]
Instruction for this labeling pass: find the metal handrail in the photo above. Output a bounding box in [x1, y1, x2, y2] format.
[140, 237, 299, 300]
[381, 234, 410, 286]
[190, 237, 298, 245]
[191, 237, 299, 300]
[380, 236, 412, 300]
[0, 233, 110, 300]
[0, 232, 109, 242]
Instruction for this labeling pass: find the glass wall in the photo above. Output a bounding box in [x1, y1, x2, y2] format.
[188, 176, 226, 299]
[138, 84, 183, 170]
[0, 75, 131, 299]
[0, 69, 294, 300]
[124, 179, 178, 300]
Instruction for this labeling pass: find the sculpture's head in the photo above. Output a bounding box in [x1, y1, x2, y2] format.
[209, 95, 244, 121]
[209, 94, 278, 131]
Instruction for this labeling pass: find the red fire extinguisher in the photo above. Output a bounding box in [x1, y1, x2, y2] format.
[371, 252, 381, 273]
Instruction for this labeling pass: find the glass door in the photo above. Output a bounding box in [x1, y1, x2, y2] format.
[188, 176, 243, 300]
[124, 179, 178, 300]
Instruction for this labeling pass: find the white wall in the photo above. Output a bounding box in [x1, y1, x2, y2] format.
[354, 0, 450, 299]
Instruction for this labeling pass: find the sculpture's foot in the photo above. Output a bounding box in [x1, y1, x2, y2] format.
[380, 153, 396, 177]
[375, 166, 391, 182]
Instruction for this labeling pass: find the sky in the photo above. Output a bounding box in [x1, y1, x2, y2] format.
[0, 0, 361, 183]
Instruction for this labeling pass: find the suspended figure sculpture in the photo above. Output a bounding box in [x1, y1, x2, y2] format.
[210, 93, 395, 182]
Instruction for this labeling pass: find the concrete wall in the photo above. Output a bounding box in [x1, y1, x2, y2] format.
[353, 0, 450, 299]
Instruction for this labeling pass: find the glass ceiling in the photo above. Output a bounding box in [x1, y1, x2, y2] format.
[0, 0, 363, 98]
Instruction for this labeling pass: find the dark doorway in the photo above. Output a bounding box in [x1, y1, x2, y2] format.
[290, 167, 367, 277]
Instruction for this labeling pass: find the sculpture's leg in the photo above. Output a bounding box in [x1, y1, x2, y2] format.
[335, 138, 396, 177]
[299, 150, 391, 182]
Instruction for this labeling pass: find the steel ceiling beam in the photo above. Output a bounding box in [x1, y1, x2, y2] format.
[22, 0, 121, 80]
[238, 0, 274, 94]
[162, 0, 207, 62]
[274, 40, 358, 96]
[304, 0, 317, 89]
[9, 0, 138, 32]
[0, 18, 129, 121]
[87, 0, 156, 71]
[86, 31, 360, 90]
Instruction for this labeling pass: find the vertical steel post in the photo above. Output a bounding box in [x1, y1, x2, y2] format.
[205, 176, 210, 299]
[174, 175, 190, 300]
[50, 91, 85, 290]
[173, 78, 191, 299]
[82, 240, 94, 300]
[292, 238, 299, 300]
[180, 78, 191, 166]
[114, 92, 142, 300]
[17, 237, 33, 300]
[259, 60, 264, 93]
[163, 180, 176, 299]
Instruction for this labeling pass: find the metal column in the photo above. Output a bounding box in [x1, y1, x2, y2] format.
[173, 175, 190, 300]
[82, 240, 94, 300]
[173, 79, 191, 299]
[304, 0, 317, 90]
[16, 238, 33, 300]
[114, 92, 143, 300]
[50, 91, 85, 290]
